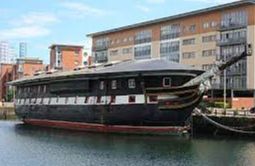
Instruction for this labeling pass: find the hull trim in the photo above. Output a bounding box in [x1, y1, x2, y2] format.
[23, 119, 190, 135]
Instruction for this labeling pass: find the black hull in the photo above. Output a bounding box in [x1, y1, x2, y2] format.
[15, 97, 202, 127]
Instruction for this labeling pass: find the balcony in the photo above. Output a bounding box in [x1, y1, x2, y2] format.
[134, 38, 151, 45]
[93, 45, 109, 51]
[218, 23, 247, 32]
[95, 56, 108, 63]
[216, 37, 246, 47]
[160, 33, 180, 41]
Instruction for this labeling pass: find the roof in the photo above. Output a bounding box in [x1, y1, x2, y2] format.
[87, 0, 255, 37]
[9, 59, 203, 85]
[49, 44, 84, 49]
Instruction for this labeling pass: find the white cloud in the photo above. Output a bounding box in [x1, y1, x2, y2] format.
[146, 0, 165, 4]
[13, 12, 59, 26]
[0, 12, 59, 40]
[61, 2, 107, 16]
[0, 26, 50, 40]
[136, 5, 151, 12]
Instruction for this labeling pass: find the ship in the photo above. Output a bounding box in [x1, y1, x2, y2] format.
[9, 45, 252, 135]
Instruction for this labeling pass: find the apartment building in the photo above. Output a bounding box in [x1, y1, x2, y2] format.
[16, 58, 44, 79]
[87, 0, 255, 94]
[49, 44, 84, 71]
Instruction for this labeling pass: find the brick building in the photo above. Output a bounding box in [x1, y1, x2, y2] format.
[87, 0, 255, 109]
[49, 44, 84, 71]
[0, 58, 44, 101]
[0, 64, 16, 101]
[16, 58, 44, 79]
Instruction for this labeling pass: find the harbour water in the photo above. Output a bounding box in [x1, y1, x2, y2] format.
[0, 120, 255, 166]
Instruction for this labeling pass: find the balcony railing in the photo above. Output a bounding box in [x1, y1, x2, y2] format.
[218, 23, 247, 31]
[93, 45, 109, 51]
[216, 37, 246, 46]
[95, 56, 108, 63]
[134, 38, 151, 45]
[160, 33, 180, 40]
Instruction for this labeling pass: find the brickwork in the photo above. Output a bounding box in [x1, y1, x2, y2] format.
[49, 44, 83, 71]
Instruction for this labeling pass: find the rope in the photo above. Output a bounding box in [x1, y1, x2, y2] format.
[194, 108, 255, 134]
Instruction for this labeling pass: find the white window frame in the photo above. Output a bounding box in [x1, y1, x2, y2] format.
[99, 81, 104, 90]
[111, 80, 117, 89]
[163, 77, 172, 87]
[128, 79, 136, 89]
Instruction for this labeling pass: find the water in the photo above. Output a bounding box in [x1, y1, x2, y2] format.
[0, 121, 255, 166]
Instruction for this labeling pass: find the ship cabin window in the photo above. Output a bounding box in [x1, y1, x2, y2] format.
[111, 80, 117, 89]
[110, 96, 116, 103]
[128, 79, 136, 89]
[149, 95, 158, 102]
[43, 85, 47, 93]
[163, 77, 172, 87]
[129, 96, 136, 103]
[99, 81, 104, 90]
[97, 96, 101, 103]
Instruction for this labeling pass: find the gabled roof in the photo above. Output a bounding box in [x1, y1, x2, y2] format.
[9, 59, 203, 85]
[87, 0, 255, 37]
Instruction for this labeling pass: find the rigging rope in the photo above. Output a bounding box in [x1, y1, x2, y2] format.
[194, 108, 255, 134]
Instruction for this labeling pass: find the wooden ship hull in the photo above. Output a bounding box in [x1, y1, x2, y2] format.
[11, 44, 252, 135]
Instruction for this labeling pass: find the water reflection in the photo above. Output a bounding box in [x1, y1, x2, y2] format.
[0, 121, 255, 166]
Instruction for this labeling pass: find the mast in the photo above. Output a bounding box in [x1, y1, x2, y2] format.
[183, 44, 252, 87]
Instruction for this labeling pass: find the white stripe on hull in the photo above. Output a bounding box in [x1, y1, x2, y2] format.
[15, 94, 158, 106]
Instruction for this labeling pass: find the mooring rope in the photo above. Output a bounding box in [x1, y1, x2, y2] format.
[194, 108, 255, 134]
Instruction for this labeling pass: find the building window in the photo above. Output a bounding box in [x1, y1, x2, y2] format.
[160, 24, 181, 40]
[111, 80, 117, 89]
[95, 37, 109, 49]
[95, 50, 108, 63]
[202, 49, 216, 57]
[134, 30, 152, 44]
[122, 47, 132, 54]
[189, 24, 196, 33]
[163, 77, 171, 87]
[221, 10, 248, 28]
[202, 35, 216, 43]
[128, 37, 133, 41]
[203, 22, 210, 29]
[99, 81, 104, 90]
[182, 38, 195, 45]
[129, 96, 136, 103]
[128, 79, 136, 89]
[182, 52, 196, 59]
[110, 49, 118, 56]
[160, 41, 180, 62]
[134, 45, 151, 60]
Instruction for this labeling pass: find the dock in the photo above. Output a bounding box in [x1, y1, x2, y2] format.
[192, 108, 255, 136]
[0, 102, 16, 120]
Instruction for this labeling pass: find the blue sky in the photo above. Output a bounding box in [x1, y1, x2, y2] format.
[0, 0, 236, 64]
